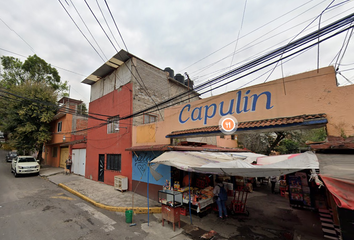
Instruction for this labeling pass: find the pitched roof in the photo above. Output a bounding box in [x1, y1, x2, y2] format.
[166, 113, 327, 138]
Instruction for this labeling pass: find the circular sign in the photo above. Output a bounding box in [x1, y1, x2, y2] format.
[219, 115, 238, 135]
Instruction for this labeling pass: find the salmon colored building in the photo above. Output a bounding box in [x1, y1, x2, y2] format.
[44, 97, 87, 171]
[128, 66, 354, 201]
[133, 66, 354, 144]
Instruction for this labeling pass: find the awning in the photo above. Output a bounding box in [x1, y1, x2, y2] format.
[317, 154, 354, 210]
[150, 151, 318, 177]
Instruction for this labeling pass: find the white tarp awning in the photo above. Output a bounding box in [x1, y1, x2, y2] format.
[150, 151, 318, 177]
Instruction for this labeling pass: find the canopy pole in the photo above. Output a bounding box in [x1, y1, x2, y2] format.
[188, 171, 192, 224]
[147, 164, 150, 226]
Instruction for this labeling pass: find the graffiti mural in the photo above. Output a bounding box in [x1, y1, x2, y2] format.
[132, 151, 170, 185]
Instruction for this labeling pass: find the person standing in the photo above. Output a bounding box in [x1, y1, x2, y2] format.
[213, 178, 228, 219]
[65, 156, 72, 174]
[270, 176, 277, 193]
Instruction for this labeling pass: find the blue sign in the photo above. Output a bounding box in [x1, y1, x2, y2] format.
[179, 90, 274, 125]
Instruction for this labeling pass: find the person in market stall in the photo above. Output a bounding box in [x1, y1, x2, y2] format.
[213, 178, 228, 219]
[270, 176, 277, 194]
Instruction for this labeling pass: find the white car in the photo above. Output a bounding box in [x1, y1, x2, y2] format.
[11, 156, 40, 177]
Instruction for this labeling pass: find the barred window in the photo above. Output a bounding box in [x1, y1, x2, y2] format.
[107, 116, 119, 134]
[106, 154, 121, 171]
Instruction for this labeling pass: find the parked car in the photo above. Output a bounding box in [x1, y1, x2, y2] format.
[11, 156, 40, 177]
[6, 151, 17, 162]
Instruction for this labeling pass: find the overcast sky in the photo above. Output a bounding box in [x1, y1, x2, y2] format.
[1, 0, 354, 106]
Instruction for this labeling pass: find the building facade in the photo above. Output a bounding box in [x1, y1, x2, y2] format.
[44, 97, 87, 172]
[82, 50, 203, 189]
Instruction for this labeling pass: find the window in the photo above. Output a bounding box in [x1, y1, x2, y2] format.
[57, 122, 62, 132]
[220, 135, 224, 139]
[106, 154, 121, 171]
[52, 147, 58, 157]
[107, 116, 119, 134]
[144, 114, 157, 124]
[231, 135, 235, 140]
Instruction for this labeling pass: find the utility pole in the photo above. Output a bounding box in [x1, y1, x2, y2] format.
[185, 72, 191, 102]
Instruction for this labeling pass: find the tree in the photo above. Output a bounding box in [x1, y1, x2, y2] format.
[275, 139, 299, 154]
[237, 131, 287, 155]
[1, 55, 67, 91]
[0, 55, 68, 160]
[237, 127, 327, 155]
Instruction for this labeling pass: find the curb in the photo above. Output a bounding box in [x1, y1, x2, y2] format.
[58, 183, 162, 214]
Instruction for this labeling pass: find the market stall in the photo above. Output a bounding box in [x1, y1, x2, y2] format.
[150, 151, 321, 223]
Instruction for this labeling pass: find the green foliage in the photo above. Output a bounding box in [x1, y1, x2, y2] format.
[3, 82, 57, 154]
[299, 127, 327, 143]
[275, 139, 299, 154]
[0, 54, 67, 156]
[237, 127, 327, 155]
[78, 103, 88, 115]
[0, 55, 68, 92]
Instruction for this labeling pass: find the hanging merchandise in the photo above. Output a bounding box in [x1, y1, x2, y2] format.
[287, 169, 317, 210]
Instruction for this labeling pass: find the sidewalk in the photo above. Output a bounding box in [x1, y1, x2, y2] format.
[40, 167, 161, 213]
[40, 167, 325, 240]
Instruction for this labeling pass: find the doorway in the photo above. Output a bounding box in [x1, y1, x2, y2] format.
[98, 154, 105, 182]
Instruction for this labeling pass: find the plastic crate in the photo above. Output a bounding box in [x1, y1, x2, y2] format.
[180, 207, 188, 216]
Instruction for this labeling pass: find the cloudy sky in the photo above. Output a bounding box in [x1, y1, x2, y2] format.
[1, 0, 354, 106]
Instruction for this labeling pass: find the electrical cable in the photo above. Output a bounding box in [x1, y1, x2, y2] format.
[96, 0, 121, 50]
[84, 0, 119, 53]
[0, 18, 35, 54]
[69, 0, 108, 61]
[115, 13, 354, 121]
[178, 0, 324, 74]
[58, 0, 106, 62]
[104, 0, 128, 52]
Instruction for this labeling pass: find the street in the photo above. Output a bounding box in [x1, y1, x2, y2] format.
[0, 150, 190, 240]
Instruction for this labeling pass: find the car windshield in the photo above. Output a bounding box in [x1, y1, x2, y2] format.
[18, 158, 36, 163]
[10, 153, 17, 156]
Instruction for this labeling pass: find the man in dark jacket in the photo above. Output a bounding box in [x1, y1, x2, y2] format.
[213, 178, 228, 219]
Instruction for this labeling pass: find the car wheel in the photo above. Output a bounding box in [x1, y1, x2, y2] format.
[14, 171, 18, 178]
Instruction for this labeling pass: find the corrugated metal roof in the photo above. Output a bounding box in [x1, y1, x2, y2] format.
[82, 50, 131, 85]
[166, 113, 327, 138]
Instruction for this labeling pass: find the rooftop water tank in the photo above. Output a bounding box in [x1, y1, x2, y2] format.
[175, 73, 185, 83]
[164, 67, 174, 78]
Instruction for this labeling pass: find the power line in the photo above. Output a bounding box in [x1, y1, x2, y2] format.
[115, 12, 354, 122]
[84, 0, 119, 53]
[96, 0, 121, 50]
[104, 0, 128, 52]
[69, 0, 108, 61]
[178, 0, 323, 74]
[58, 0, 106, 62]
[0, 17, 35, 54]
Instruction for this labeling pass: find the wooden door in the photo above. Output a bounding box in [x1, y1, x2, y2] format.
[59, 147, 69, 168]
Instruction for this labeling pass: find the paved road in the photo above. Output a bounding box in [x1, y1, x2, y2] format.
[0, 150, 191, 240]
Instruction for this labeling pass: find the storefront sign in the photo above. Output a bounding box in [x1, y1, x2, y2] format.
[179, 90, 274, 125]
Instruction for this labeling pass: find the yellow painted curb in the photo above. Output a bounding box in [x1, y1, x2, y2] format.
[58, 183, 161, 214]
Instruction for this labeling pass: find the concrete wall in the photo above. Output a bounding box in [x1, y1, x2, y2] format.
[132, 66, 354, 147]
[131, 58, 199, 126]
